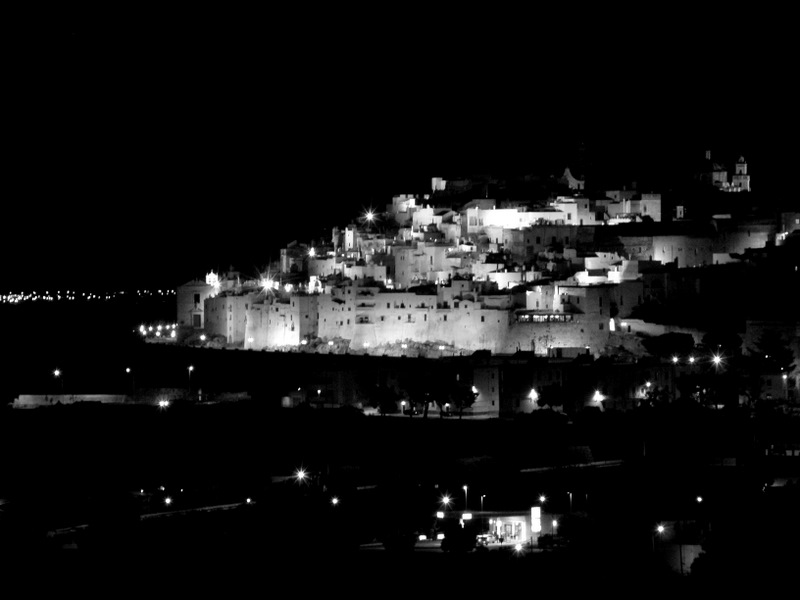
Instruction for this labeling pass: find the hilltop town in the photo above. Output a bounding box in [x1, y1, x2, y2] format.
[172, 152, 799, 417]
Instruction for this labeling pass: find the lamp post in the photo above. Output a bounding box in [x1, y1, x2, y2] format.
[53, 369, 64, 394]
[463, 485, 468, 511]
[188, 365, 194, 390]
[126, 367, 135, 396]
[652, 524, 665, 553]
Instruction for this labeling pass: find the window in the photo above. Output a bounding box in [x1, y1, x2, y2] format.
[194, 293, 200, 304]
[387, 303, 390, 308]
[536, 236, 541, 244]
[347, 319, 350, 325]
[443, 315, 447, 321]
[567, 214, 571, 221]
[599, 297, 602, 307]
[424, 314, 427, 321]
[599, 323, 604, 330]
[565, 236, 570, 244]
[481, 316, 485, 322]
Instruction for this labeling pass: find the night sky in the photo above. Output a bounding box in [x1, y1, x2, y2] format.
[5, 12, 794, 290]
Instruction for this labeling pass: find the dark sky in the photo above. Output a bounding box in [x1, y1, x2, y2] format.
[4, 11, 795, 290]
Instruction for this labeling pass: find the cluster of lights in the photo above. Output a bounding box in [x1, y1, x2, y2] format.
[671, 354, 725, 366]
[139, 323, 178, 339]
[0, 289, 176, 304]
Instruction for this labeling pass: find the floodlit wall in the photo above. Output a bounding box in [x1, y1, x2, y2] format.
[204, 293, 257, 344]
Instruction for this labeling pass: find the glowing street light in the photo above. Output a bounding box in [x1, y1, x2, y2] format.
[53, 369, 64, 393]
[689, 356, 696, 364]
[295, 469, 307, 482]
[463, 485, 468, 510]
[539, 495, 546, 504]
[164, 497, 172, 506]
[529, 388, 539, 402]
[126, 367, 136, 395]
[672, 356, 679, 364]
[592, 390, 604, 402]
[441, 495, 451, 508]
[188, 365, 194, 389]
[712, 355, 722, 367]
[331, 496, 339, 506]
[696, 496, 703, 503]
[553, 519, 558, 536]
[481, 494, 486, 512]
[645, 381, 652, 388]
[652, 524, 665, 553]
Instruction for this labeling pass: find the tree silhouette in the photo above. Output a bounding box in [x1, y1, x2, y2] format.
[449, 380, 478, 419]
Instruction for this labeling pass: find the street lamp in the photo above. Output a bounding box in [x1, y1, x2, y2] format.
[463, 485, 468, 510]
[553, 519, 558, 536]
[53, 368, 64, 393]
[481, 494, 486, 512]
[539, 495, 546, 504]
[331, 496, 339, 506]
[441, 495, 451, 510]
[652, 524, 665, 552]
[126, 367, 136, 395]
[187, 365, 194, 390]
